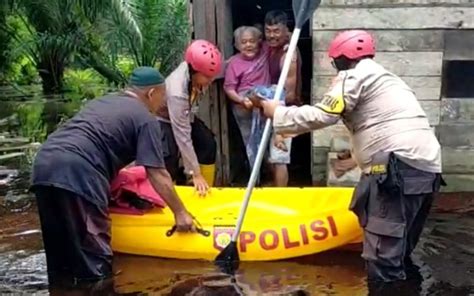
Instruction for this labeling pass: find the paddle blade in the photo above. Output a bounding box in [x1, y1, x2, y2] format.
[293, 0, 321, 28]
[214, 241, 240, 275]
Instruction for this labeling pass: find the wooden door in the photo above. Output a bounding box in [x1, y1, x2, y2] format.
[189, 0, 233, 185]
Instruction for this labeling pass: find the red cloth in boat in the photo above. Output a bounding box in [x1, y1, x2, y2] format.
[109, 165, 166, 215]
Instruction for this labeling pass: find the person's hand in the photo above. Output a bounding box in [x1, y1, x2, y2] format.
[248, 93, 262, 109]
[259, 100, 280, 118]
[242, 98, 254, 110]
[331, 152, 357, 178]
[273, 134, 288, 151]
[337, 150, 352, 160]
[174, 210, 196, 232]
[192, 173, 210, 197]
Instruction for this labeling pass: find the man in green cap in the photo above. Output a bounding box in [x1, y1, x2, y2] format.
[30, 67, 195, 285]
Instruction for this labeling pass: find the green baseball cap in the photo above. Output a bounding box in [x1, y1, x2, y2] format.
[129, 66, 165, 87]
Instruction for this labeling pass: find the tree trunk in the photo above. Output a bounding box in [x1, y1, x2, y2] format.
[37, 60, 65, 95]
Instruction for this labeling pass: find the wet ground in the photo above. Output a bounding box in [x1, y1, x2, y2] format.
[0, 177, 473, 295]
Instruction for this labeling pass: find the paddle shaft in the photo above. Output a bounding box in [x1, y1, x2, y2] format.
[230, 27, 302, 242]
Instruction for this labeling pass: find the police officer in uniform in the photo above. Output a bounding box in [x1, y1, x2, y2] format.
[157, 40, 222, 195]
[256, 30, 445, 285]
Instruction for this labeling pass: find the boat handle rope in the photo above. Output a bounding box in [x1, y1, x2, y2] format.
[166, 215, 210, 237]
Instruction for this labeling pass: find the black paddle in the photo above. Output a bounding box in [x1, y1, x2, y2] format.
[214, 0, 322, 274]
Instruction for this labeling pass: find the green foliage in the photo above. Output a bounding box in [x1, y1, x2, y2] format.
[13, 99, 47, 165]
[115, 56, 136, 79]
[1, 14, 39, 84]
[6, 55, 39, 85]
[6, 0, 115, 93]
[0, 2, 11, 80]
[16, 100, 48, 143]
[154, 0, 190, 76]
[3, 0, 190, 94]
[64, 68, 108, 100]
[103, 0, 190, 76]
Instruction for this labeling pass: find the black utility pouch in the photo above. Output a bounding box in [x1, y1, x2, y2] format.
[371, 151, 403, 196]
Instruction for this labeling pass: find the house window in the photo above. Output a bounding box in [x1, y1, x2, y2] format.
[442, 31, 474, 98]
[442, 60, 474, 98]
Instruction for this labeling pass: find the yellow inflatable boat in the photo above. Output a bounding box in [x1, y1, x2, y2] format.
[110, 186, 363, 261]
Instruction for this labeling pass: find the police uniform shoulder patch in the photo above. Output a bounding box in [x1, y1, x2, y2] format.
[315, 73, 347, 115]
[315, 93, 345, 115]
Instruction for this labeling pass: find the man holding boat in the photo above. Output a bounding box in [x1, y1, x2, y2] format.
[30, 67, 195, 284]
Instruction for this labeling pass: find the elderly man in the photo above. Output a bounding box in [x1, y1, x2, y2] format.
[257, 30, 445, 284]
[30, 67, 195, 284]
[263, 10, 303, 186]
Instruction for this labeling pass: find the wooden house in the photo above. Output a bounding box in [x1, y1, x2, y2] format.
[189, 0, 474, 192]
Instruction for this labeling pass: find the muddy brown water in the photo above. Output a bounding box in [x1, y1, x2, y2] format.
[0, 186, 473, 295]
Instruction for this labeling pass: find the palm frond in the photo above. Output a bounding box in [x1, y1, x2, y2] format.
[19, 0, 66, 33]
[103, 0, 143, 55]
[5, 13, 39, 65]
[97, 0, 189, 73]
[77, 0, 113, 23]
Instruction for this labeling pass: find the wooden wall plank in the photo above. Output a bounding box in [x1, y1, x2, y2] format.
[313, 76, 441, 102]
[206, 84, 221, 185]
[442, 147, 474, 174]
[215, 0, 234, 59]
[313, 7, 474, 30]
[319, 0, 474, 6]
[192, 0, 216, 42]
[441, 98, 474, 123]
[413, 82, 443, 102]
[313, 30, 445, 52]
[438, 124, 474, 148]
[194, 0, 216, 128]
[214, 0, 233, 185]
[420, 101, 441, 126]
[314, 52, 443, 76]
[444, 31, 474, 60]
[216, 83, 229, 185]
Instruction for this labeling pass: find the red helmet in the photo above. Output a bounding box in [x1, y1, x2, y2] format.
[184, 39, 223, 79]
[328, 30, 375, 60]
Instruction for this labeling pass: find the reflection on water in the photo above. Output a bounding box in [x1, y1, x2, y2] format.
[0, 251, 48, 293]
[112, 251, 366, 295]
[0, 199, 473, 295]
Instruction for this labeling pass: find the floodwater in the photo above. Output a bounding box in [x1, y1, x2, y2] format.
[0, 174, 473, 295]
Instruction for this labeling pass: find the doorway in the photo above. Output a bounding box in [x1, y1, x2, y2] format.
[227, 0, 313, 186]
